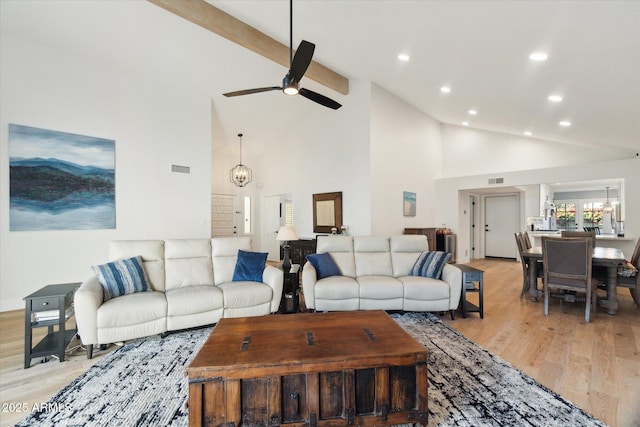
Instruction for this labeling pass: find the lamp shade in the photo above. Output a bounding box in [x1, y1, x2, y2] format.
[276, 226, 299, 242]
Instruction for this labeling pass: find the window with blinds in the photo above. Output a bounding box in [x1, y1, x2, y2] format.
[284, 201, 294, 227]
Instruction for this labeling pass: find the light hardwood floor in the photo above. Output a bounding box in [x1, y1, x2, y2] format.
[1, 259, 638, 427]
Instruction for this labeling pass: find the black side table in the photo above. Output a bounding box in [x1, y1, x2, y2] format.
[24, 282, 80, 368]
[280, 264, 301, 313]
[456, 265, 484, 318]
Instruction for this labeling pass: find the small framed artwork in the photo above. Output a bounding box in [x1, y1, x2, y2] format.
[403, 191, 416, 217]
[313, 191, 343, 233]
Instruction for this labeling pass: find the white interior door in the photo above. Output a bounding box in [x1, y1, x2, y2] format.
[485, 194, 518, 258]
[211, 194, 238, 237]
[262, 195, 281, 261]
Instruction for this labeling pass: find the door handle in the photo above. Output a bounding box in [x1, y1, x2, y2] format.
[485, 224, 490, 231]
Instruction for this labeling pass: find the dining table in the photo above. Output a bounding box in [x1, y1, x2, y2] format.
[520, 246, 626, 315]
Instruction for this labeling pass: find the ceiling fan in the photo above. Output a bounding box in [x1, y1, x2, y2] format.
[223, 0, 342, 110]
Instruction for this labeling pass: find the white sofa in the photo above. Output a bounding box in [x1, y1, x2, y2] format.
[302, 235, 462, 317]
[75, 237, 283, 358]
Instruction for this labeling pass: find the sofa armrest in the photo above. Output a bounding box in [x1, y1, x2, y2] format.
[262, 265, 284, 313]
[301, 262, 318, 310]
[441, 264, 463, 311]
[74, 276, 104, 345]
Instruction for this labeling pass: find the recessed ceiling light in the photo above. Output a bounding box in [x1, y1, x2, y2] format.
[440, 86, 451, 93]
[548, 95, 563, 102]
[529, 52, 548, 61]
[468, 109, 477, 115]
[524, 131, 533, 136]
[559, 121, 571, 127]
[462, 121, 469, 126]
[397, 53, 410, 61]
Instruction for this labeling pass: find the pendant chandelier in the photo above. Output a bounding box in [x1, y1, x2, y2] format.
[230, 133, 252, 187]
[603, 186, 613, 213]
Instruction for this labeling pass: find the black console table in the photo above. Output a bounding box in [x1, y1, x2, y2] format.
[280, 238, 317, 268]
[24, 282, 80, 368]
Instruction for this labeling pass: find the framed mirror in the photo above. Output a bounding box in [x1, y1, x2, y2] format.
[313, 192, 343, 233]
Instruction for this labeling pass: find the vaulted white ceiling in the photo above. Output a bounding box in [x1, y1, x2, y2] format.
[2, 1, 638, 154]
[210, 0, 640, 152]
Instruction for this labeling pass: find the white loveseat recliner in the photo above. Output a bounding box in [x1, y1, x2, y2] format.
[75, 237, 282, 358]
[302, 235, 462, 317]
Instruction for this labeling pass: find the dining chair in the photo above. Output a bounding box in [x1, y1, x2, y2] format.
[542, 236, 598, 323]
[583, 226, 601, 235]
[515, 233, 528, 296]
[516, 232, 543, 297]
[561, 231, 603, 283]
[593, 236, 640, 307]
[619, 237, 640, 306]
[561, 230, 597, 248]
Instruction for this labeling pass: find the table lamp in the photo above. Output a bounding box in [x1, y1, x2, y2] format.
[276, 226, 299, 271]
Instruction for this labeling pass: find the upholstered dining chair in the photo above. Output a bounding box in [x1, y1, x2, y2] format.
[593, 236, 640, 307]
[561, 230, 603, 288]
[515, 232, 542, 297]
[619, 237, 640, 306]
[561, 230, 597, 248]
[515, 233, 528, 296]
[542, 236, 598, 323]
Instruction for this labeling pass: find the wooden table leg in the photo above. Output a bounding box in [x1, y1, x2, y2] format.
[529, 258, 539, 302]
[600, 265, 619, 315]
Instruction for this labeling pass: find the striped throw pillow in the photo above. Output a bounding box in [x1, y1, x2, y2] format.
[92, 256, 150, 300]
[410, 251, 452, 279]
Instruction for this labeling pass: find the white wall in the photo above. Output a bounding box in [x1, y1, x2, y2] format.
[441, 124, 636, 177]
[225, 82, 445, 249]
[245, 80, 373, 246]
[369, 85, 443, 235]
[1, 13, 212, 311]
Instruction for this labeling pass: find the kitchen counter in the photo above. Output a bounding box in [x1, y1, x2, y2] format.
[528, 231, 631, 241]
[525, 231, 635, 262]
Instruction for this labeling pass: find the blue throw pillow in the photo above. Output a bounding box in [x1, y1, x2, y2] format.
[92, 256, 150, 301]
[306, 252, 341, 279]
[410, 251, 452, 279]
[232, 250, 268, 282]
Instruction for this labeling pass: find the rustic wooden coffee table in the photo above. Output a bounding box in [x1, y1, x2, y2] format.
[186, 310, 429, 427]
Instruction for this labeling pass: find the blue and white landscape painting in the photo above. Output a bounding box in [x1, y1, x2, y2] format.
[9, 124, 115, 231]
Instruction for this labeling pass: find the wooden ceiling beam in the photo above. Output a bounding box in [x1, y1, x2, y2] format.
[148, 0, 349, 95]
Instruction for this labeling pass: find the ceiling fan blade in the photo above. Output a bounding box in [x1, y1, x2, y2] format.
[223, 87, 281, 97]
[299, 88, 342, 110]
[289, 40, 315, 83]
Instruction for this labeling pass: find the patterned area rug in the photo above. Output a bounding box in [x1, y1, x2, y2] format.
[17, 312, 607, 427]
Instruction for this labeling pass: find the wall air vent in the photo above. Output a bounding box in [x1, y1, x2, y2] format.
[171, 164, 190, 174]
[488, 177, 504, 185]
